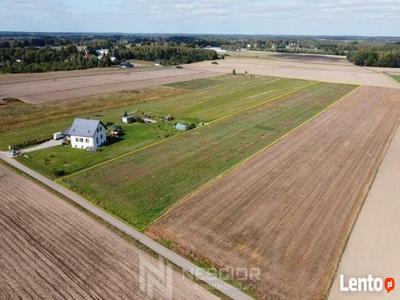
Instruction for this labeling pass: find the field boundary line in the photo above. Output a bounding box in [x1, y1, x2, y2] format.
[57, 80, 319, 182]
[143, 85, 361, 231]
[382, 71, 400, 88]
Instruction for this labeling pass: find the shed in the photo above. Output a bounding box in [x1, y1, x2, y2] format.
[122, 115, 136, 124]
[175, 123, 190, 131]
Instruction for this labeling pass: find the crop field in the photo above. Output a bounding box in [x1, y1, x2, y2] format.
[0, 67, 217, 103]
[148, 87, 400, 300]
[0, 164, 218, 300]
[59, 82, 355, 229]
[15, 75, 311, 177]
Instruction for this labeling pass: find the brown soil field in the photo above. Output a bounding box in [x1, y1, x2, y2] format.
[148, 86, 400, 300]
[0, 68, 217, 104]
[0, 164, 218, 300]
[185, 54, 399, 88]
[328, 125, 400, 300]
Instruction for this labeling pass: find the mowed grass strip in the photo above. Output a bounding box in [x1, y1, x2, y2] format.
[391, 75, 400, 83]
[61, 82, 356, 229]
[16, 76, 311, 178]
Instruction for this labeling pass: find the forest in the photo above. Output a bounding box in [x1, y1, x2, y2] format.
[0, 35, 218, 73]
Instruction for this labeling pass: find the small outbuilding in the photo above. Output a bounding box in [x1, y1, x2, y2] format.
[122, 115, 137, 124]
[175, 123, 190, 131]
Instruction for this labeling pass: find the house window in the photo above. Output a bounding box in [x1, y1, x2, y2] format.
[85, 138, 89, 143]
[79, 138, 83, 142]
[96, 137, 98, 144]
[75, 137, 79, 142]
[100, 134, 103, 139]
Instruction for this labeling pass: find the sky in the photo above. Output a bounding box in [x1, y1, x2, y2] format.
[0, 0, 400, 36]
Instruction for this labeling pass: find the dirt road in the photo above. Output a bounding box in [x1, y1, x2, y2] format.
[186, 55, 399, 88]
[148, 86, 400, 300]
[0, 67, 217, 104]
[328, 124, 400, 300]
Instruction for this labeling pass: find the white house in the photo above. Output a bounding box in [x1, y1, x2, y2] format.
[65, 118, 106, 150]
[96, 48, 109, 60]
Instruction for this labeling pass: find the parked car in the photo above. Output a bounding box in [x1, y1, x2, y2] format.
[8, 149, 21, 157]
[211, 61, 218, 65]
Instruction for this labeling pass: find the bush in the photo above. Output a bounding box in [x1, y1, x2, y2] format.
[53, 169, 66, 177]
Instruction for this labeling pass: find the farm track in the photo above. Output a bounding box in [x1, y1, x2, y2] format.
[0, 165, 219, 300]
[148, 86, 400, 300]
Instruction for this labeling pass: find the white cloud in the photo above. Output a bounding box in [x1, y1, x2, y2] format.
[0, 0, 399, 35]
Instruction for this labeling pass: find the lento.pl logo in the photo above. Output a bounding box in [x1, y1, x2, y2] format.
[340, 274, 395, 293]
[139, 253, 173, 299]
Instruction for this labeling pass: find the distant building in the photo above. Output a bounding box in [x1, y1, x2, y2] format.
[64, 118, 106, 150]
[203, 46, 227, 55]
[96, 49, 109, 60]
[120, 61, 134, 69]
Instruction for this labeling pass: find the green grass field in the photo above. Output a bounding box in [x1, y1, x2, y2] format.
[16, 75, 312, 178]
[60, 82, 356, 229]
[391, 75, 400, 83]
[0, 87, 184, 150]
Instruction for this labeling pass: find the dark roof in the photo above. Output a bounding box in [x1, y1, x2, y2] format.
[65, 118, 105, 138]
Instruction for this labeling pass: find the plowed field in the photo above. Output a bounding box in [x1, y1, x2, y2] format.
[0, 165, 217, 300]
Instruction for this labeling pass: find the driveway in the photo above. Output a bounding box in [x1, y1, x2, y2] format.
[21, 139, 63, 153]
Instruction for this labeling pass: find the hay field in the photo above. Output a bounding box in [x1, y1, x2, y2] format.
[60, 82, 355, 229]
[148, 87, 400, 300]
[0, 164, 218, 300]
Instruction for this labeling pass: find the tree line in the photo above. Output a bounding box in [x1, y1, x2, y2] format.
[0, 43, 217, 73]
[111, 45, 217, 65]
[347, 48, 400, 68]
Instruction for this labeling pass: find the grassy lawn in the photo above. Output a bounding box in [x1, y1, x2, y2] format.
[391, 75, 400, 83]
[0, 87, 184, 150]
[16, 75, 312, 177]
[17, 122, 176, 178]
[60, 82, 356, 229]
